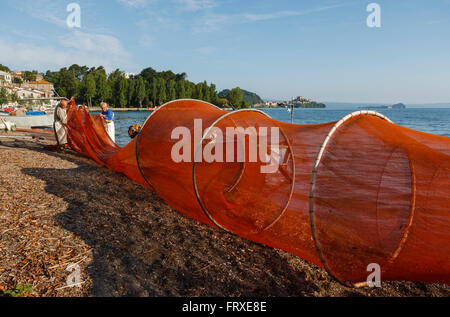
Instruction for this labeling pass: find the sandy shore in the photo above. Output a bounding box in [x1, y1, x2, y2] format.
[0, 131, 448, 297]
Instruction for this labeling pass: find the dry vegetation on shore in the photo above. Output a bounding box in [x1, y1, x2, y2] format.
[0, 132, 448, 297]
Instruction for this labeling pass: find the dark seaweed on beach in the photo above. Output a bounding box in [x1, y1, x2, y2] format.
[0, 132, 448, 297]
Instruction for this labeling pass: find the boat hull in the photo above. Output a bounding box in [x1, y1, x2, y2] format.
[3, 114, 54, 129]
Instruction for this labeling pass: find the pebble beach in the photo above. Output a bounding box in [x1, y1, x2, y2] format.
[0, 131, 448, 297]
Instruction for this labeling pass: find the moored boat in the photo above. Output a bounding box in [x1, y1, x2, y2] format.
[2, 113, 53, 129]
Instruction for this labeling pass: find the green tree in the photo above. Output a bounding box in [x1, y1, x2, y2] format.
[44, 70, 59, 86]
[209, 83, 217, 104]
[241, 100, 250, 109]
[23, 71, 37, 82]
[107, 69, 126, 106]
[0, 88, 9, 105]
[0, 64, 10, 72]
[176, 80, 186, 99]
[127, 78, 136, 107]
[185, 82, 194, 99]
[216, 98, 229, 108]
[143, 81, 151, 106]
[140, 67, 157, 83]
[135, 76, 146, 107]
[56, 68, 78, 98]
[82, 73, 96, 107]
[108, 69, 123, 83]
[32, 64, 221, 109]
[201, 81, 210, 102]
[69, 64, 89, 81]
[57, 87, 67, 97]
[195, 83, 204, 100]
[10, 91, 19, 104]
[157, 78, 167, 106]
[95, 72, 111, 104]
[228, 87, 244, 108]
[167, 79, 176, 101]
[150, 80, 158, 106]
[116, 76, 128, 107]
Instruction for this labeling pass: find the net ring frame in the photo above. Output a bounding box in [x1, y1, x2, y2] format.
[192, 108, 296, 234]
[308, 110, 416, 287]
[135, 99, 224, 190]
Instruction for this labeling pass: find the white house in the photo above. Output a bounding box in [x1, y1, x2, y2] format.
[0, 71, 12, 84]
[124, 72, 135, 79]
[16, 88, 45, 100]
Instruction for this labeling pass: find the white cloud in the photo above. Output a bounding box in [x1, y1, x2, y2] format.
[116, 0, 214, 11]
[116, 0, 149, 8]
[193, 4, 346, 33]
[172, 0, 215, 11]
[59, 31, 126, 56]
[0, 31, 135, 72]
[8, 0, 67, 27]
[243, 10, 311, 22]
[1, 1, 135, 72]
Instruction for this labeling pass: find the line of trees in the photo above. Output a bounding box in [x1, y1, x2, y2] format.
[1, 63, 250, 109]
[217, 87, 250, 109]
[44, 64, 224, 108]
[0, 64, 11, 72]
[218, 88, 264, 108]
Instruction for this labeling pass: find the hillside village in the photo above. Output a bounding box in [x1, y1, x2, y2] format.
[0, 70, 56, 109]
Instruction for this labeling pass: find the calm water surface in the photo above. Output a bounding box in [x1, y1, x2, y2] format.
[95, 108, 450, 147]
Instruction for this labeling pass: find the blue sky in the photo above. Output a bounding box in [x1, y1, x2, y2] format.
[0, 0, 449, 103]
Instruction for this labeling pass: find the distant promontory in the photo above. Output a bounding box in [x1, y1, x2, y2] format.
[218, 89, 264, 107]
[359, 103, 406, 110]
[264, 96, 326, 108]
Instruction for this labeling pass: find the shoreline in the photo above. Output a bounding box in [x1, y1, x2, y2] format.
[88, 107, 155, 112]
[87, 107, 235, 112]
[0, 132, 449, 297]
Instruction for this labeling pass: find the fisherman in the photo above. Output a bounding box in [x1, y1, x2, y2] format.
[99, 102, 115, 143]
[54, 100, 69, 150]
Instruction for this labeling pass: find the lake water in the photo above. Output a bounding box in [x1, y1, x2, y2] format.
[94, 108, 450, 147]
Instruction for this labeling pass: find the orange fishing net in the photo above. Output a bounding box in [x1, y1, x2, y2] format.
[66, 99, 450, 286]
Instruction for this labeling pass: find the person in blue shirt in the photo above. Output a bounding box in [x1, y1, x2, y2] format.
[99, 102, 115, 143]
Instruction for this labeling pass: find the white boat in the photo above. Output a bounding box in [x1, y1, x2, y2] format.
[0, 118, 16, 131]
[0, 113, 54, 129]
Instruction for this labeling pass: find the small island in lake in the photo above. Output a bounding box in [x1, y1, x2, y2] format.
[359, 103, 406, 110]
[264, 96, 326, 108]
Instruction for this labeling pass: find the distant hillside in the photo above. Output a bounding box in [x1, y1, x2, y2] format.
[218, 89, 264, 106]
